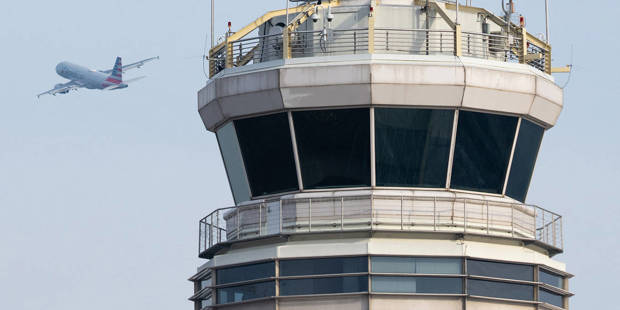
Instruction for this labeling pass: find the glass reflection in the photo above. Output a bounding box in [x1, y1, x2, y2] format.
[375, 108, 454, 188]
[506, 119, 545, 202]
[451, 111, 518, 194]
[293, 109, 371, 189]
[234, 113, 299, 197]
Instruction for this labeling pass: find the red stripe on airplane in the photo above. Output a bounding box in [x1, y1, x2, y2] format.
[106, 78, 122, 84]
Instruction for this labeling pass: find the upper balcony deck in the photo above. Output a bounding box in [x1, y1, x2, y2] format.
[207, 0, 552, 78]
[199, 191, 563, 259]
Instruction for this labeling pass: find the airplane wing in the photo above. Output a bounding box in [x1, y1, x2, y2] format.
[37, 81, 83, 98]
[102, 56, 159, 74]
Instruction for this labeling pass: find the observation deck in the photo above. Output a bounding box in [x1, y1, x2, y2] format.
[199, 191, 563, 259]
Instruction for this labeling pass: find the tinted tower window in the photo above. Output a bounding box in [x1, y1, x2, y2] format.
[293, 109, 371, 189]
[451, 111, 518, 194]
[235, 113, 299, 197]
[505, 119, 545, 202]
[375, 108, 454, 188]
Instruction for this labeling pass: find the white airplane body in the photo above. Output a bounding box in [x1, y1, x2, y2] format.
[38, 56, 158, 98]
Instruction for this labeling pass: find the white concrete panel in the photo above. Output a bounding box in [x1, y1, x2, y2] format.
[370, 295, 463, 310]
[467, 299, 535, 310]
[465, 67, 536, 94]
[217, 70, 280, 98]
[282, 84, 371, 109]
[368, 238, 465, 256]
[529, 96, 563, 127]
[218, 90, 284, 120]
[371, 64, 465, 86]
[198, 81, 215, 110]
[199, 101, 224, 131]
[536, 76, 564, 105]
[462, 87, 534, 115]
[464, 239, 566, 271]
[278, 238, 370, 259]
[279, 295, 368, 310]
[280, 65, 370, 88]
[223, 300, 275, 310]
[211, 243, 278, 268]
[372, 84, 463, 107]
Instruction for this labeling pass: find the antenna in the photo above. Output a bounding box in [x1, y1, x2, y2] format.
[545, 0, 550, 43]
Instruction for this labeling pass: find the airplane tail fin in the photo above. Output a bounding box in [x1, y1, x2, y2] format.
[108, 57, 123, 84]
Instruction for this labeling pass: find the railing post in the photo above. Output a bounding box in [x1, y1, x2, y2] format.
[560, 217, 564, 249]
[511, 204, 515, 238]
[341, 197, 345, 231]
[283, 28, 291, 59]
[552, 215, 557, 247]
[279, 200, 283, 234]
[464, 200, 467, 234]
[209, 215, 213, 247]
[216, 210, 220, 243]
[486, 201, 490, 234]
[370, 194, 375, 229]
[433, 196, 437, 231]
[308, 198, 312, 232]
[520, 27, 527, 64]
[400, 196, 404, 230]
[259, 203, 263, 236]
[225, 38, 234, 69]
[455, 24, 462, 57]
[368, 2, 375, 54]
[236, 207, 240, 240]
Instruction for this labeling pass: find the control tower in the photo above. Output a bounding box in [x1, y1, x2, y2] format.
[190, 1, 572, 309]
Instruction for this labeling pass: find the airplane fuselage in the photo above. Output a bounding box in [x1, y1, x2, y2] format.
[55, 62, 127, 90]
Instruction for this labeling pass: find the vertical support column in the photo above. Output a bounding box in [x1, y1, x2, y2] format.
[275, 259, 280, 310]
[370, 108, 376, 187]
[368, 1, 376, 54]
[288, 112, 304, 191]
[446, 110, 459, 188]
[503, 118, 522, 195]
[455, 24, 463, 57]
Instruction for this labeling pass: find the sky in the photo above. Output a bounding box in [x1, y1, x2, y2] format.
[0, 0, 617, 309]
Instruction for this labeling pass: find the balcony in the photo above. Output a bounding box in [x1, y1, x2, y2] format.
[208, 2, 551, 78]
[199, 193, 563, 258]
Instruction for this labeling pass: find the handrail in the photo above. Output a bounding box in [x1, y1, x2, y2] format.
[199, 194, 564, 257]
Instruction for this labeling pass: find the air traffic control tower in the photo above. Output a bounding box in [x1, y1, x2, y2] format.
[190, 1, 572, 309]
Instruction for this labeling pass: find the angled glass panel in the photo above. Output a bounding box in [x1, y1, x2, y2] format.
[467, 259, 533, 281]
[371, 257, 461, 274]
[234, 113, 299, 197]
[372, 276, 462, 294]
[451, 111, 518, 194]
[506, 119, 545, 202]
[293, 109, 370, 189]
[468, 279, 534, 301]
[216, 261, 275, 285]
[280, 276, 368, 296]
[280, 256, 367, 277]
[539, 269, 564, 289]
[539, 288, 564, 308]
[216, 281, 275, 304]
[375, 108, 454, 188]
[216, 122, 251, 204]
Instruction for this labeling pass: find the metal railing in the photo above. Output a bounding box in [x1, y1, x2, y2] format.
[211, 27, 551, 78]
[290, 29, 369, 58]
[199, 194, 563, 256]
[375, 29, 455, 56]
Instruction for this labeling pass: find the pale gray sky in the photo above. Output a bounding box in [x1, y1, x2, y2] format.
[0, 0, 616, 309]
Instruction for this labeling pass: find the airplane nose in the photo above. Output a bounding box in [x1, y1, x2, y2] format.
[55, 63, 64, 75]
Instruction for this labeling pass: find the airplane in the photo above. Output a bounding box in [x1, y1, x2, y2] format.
[37, 56, 159, 98]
